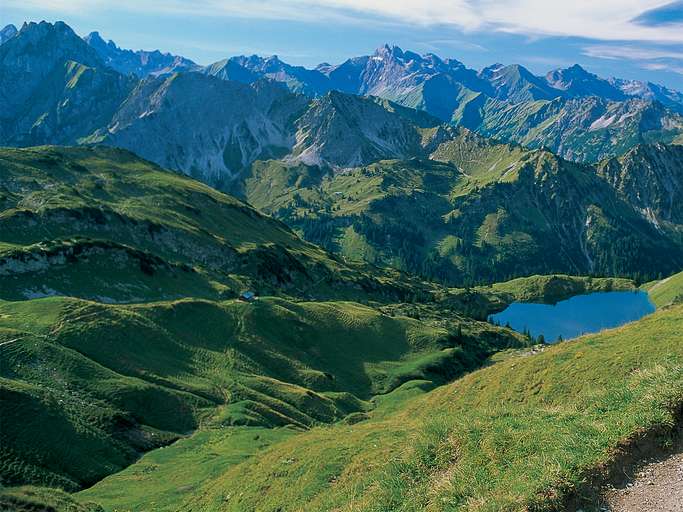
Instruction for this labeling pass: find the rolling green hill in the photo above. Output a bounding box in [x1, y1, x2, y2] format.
[77, 297, 683, 511]
[237, 135, 683, 285]
[1, 145, 679, 512]
[0, 145, 533, 497]
[0, 145, 430, 303]
[0, 294, 524, 492]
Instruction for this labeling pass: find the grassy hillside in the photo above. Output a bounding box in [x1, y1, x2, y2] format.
[0, 145, 424, 303]
[76, 302, 683, 511]
[0, 486, 103, 512]
[643, 270, 683, 308]
[0, 294, 524, 491]
[2, 145, 678, 512]
[238, 139, 682, 284]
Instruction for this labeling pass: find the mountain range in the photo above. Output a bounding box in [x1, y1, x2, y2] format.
[1, 21, 682, 169]
[1, 20, 682, 284]
[0, 146, 681, 512]
[2, 17, 683, 512]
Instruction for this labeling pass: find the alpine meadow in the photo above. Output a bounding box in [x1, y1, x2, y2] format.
[0, 4, 682, 512]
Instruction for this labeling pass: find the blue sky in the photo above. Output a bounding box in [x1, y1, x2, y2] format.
[2, 0, 683, 90]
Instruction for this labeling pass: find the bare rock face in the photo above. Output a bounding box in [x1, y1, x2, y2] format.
[291, 91, 439, 168]
[204, 54, 331, 97]
[1, 22, 101, 110]
[458, 95, 683, 163]
[545, 64, 626, 101]
[0, 24, 17, 45]
[1, 21, 682, 184]
[0, 21, 134, 145]
[93, 75, 443, 182]
[84, 30, 200, 77]
[92, 73, 306, 183]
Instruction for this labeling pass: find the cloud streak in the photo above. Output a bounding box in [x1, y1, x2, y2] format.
[6, 0, 683, 43]
[583, 45, 683, 61]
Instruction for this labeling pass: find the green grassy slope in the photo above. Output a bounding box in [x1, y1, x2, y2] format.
[482, 273, 635, 306]
[643, 270, 683, 308]
[0, 486, 104, 512]
[0, 145, 419, 303]
[93, 302, 680, 512]
[2, 145, 677, 512]
[0, 294, 523, 491]
[239, 142, 682, 285]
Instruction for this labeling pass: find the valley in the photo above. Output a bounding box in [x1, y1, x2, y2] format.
[0, 16, 682, 512]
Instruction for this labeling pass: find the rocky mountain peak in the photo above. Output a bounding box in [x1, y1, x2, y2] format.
[0, 24, 18, 45]
[375, 44, 404, 59]
[82, 29, 198, 77]
[83, 31, 116, 51]
[546, 64, 625, 100]
[479, 63, 505, 77]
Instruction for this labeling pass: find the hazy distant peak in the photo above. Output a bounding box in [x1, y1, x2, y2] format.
[0, 24, 18, 45]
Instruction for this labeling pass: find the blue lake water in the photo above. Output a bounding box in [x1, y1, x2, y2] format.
[488, 291, 655, 343]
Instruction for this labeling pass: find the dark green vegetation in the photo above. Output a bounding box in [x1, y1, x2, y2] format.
[0, 146, 534, 495]
[0, 486, 103, 512]
[0, 145, 420, 303]
[238, 131, 683, 285]
[77, 290, 683, 511]
[0, 144, 680, 512]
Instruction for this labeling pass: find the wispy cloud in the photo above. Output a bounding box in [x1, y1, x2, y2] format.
[641, 62, 683, 74]
[415, 39, 488, 53]
[583, 45, 683, 61]
[582, 42, 683, 79]
[7, 0, 683, 43]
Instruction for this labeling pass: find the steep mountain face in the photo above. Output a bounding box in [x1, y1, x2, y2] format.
[610, 77, 683, 113]
[201, 45, 683, 161]
[84, 31, 200, 77]
[545, 64, 626, 101]
[0, 21, 134, 145]
[88, 74, 306, 184]
[203, 54, 331, 96]
[458, 95, 683, 162]
[323, 44, 491, 97]
[291, 92, 441, 167]
[596, 143, 683, 226]
[0, 24, 17, 45]
[239, 133, 683, 284]
[3, 22, 682, 169]
[88, 75, 444, 182]
[0, 21, 101, 113]
[0, 23, 451, 183]
[479, 63, 560, 103]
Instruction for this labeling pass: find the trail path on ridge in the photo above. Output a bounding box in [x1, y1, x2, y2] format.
[604, 448, 683, 511]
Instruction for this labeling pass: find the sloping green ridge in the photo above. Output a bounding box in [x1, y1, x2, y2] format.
[240, 142, 682, 284]
[0, 145, 416, 303]
[643, 270, 683, 308]
[0, 295, 522, 492]
[95, 302, 681, 512]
